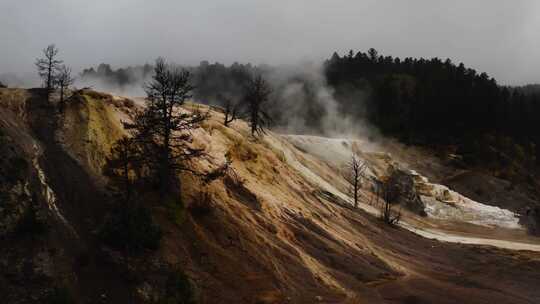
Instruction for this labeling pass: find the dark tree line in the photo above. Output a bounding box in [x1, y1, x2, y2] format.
[193, 61, 259, 103]
[81, 63, 153, 89]
[80, 61, 322, 131]
[325, 49, 540, 178]
[80, 61, 255, 103]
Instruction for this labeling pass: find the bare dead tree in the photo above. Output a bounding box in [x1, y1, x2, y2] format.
[56, 65, 75, 112]
[379, 169, 402, 225]
[126, 57, 208, 197]
[221, 95, 238, 126]
[35, 44, 63, 101]
[243, 75, 272, 136]
[344, 152, 367, 209]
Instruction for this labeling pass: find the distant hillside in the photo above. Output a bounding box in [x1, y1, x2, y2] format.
[324, 49, 540, 188]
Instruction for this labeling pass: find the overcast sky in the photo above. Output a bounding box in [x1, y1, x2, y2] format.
[1, 0, 539, 85]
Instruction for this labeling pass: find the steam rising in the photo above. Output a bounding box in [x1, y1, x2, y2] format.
[74, 60, 379, 138]
[75, 64, 152, 96]
[267, 62, 375, 138]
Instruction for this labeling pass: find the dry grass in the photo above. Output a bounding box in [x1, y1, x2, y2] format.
[0, 88, 31, 118]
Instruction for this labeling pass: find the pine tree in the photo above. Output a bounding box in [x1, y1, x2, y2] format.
[127, 57, 208, 196]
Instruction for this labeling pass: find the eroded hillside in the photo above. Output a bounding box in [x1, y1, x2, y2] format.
[1, 88, 540, 304]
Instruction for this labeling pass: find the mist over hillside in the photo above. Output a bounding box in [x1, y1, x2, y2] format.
[3, 1, 540, 303]
[77, 59, 374, 138]
[75, 49, 540, 210]
[78, 51, 540, 166]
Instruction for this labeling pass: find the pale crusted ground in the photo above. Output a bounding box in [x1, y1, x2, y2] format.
[283, 134, 540, 250]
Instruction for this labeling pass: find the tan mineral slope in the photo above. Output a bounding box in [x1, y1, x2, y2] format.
[1, 88, 540, 303]
[281, 134, 540, 252]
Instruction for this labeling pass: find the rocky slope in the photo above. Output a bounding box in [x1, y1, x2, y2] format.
[1, 88, 540, 304]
